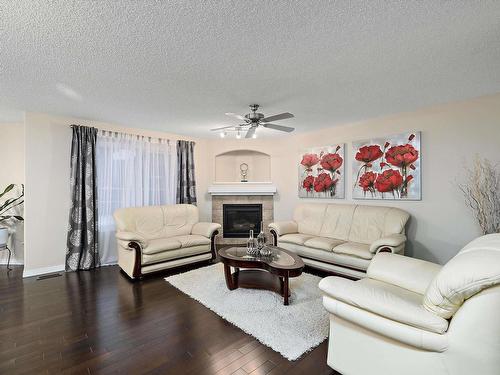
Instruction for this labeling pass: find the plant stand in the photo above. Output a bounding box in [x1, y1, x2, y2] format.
[1, 244, 12, 270]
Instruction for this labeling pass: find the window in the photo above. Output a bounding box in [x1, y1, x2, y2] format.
[96, 131, 176, 264]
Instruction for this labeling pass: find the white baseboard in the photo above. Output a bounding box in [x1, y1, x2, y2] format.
[23, 264, 65, 278]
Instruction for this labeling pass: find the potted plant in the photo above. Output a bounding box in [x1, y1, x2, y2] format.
[0, 184, 24, 247]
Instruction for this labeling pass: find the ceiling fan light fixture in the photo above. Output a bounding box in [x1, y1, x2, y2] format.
[212, 104, 295, 138]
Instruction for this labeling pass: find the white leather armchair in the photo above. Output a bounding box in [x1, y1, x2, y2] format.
[114, 204, 220, 279]
[319, 234, 500, 375]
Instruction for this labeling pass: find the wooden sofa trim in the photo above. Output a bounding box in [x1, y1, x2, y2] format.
[126, 230, 220, 280]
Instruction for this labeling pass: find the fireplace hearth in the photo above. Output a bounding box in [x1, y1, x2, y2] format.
[223, 204, 263, 238]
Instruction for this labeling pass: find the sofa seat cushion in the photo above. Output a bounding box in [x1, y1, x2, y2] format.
[319, 277, 449, 334]
[333, 242, 373, 260]
[171, 235, 211, 248]
[142, 245, 209, 265]
[142, 235, 210, 255]
[278, 242, 370, 271]
[304, 237, 344, 251]
[143, 238, 182, 255]
[279, 233, 314, 245]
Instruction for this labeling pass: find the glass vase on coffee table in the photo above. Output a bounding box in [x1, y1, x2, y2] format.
[256, 221, 273, 256]
[246, 229, 258, 256]
[257, 221, 266, 250]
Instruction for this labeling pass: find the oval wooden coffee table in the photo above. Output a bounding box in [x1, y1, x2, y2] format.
[218, 246, 305, 305]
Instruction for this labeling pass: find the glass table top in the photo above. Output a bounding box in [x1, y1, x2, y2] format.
[222, 246, 297, 267]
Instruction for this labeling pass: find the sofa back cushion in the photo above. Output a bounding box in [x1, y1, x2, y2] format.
[163, 204, 199, 237]
[424, 234, 500, 319]
[114, 204, 199, 240]
[348, 205, 409, 244]
[114, 205, 165, 239]
[293, 203, 409, 243]
[293, 203, 327, 236]
[319, 204, 356, 241]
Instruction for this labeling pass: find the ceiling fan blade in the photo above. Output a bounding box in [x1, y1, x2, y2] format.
[211, 125, 235, 131]
[262, 123, 295, 132]
[225, 112, 246, 121]
[245, 126, 257, 139]
[261, 112, 294, 123]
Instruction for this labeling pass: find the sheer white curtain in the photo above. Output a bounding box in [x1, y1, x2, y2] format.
[96, 131, 177, 265]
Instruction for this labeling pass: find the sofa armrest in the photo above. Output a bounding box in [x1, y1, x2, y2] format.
[367, 253, 442, 295]
[369, 234, 407, 254]
[116, 231, 148, 249]
[319, 276, 449, 335]
[268, 221, 298, 236]
[191, 222, 221, 238]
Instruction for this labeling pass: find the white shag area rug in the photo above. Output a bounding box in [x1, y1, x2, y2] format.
[165, 263, 329, 361]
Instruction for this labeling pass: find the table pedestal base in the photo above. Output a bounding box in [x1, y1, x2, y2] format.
[223, 266, 291, 305]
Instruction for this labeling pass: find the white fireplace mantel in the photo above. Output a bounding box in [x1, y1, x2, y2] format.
[208, 182, 277, 196]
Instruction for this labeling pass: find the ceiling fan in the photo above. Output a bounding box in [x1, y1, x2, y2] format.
[211, 104, 295, 139]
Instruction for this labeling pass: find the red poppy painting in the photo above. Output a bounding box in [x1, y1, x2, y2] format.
[299, 144, 345, 198]
[352, 132, 421, 200]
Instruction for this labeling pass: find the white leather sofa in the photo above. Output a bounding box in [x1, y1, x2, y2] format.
[114, 204, 221, 279]
[269, 203, 410, 278]
[319, 234, 500, 375]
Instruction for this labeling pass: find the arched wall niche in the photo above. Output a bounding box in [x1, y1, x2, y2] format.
[215, 149, 271, 182]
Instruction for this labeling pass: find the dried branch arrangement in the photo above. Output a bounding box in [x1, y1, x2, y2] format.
[459, 156, 500, 234]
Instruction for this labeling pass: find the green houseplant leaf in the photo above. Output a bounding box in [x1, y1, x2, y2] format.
[0, 184, 24, 223]
[0, 215, 24, 221]
[0, 198, 17, 214]
[0, 184, 14, 200]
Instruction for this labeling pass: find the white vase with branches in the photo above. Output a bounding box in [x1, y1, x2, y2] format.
[459, 156, 500, 235]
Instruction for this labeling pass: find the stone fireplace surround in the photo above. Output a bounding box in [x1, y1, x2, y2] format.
[212, 195, 274, 246]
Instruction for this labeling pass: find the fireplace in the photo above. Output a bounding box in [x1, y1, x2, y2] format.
[223, 204, 263, 238]
[212, 195, 273, 245]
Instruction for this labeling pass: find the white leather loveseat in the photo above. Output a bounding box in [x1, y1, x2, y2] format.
[114, 204, 221, 279]
[269, 203, 410, 278]
[319, 234, 500, 375]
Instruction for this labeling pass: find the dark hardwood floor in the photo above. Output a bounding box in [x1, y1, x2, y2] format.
[0, 263, 339, 375]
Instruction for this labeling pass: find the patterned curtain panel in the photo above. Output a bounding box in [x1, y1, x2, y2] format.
[66, 125, 99, 271]
[176, 140, 197, 205]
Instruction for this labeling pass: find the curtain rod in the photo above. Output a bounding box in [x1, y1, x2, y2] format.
[70, 124, 195, 144]
[98, 129, 170, 143]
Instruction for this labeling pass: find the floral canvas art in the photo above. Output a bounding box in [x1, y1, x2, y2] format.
[352, 132, 421, 200]
[299, 144, 345, 198]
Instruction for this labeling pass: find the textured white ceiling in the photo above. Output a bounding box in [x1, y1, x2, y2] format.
[1, 1, 500, 137]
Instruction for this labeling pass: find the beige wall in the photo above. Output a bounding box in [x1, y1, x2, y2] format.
[0, 122, 25, 187]
[23, 112, 208, 277]
[204, 94, 500, 264]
